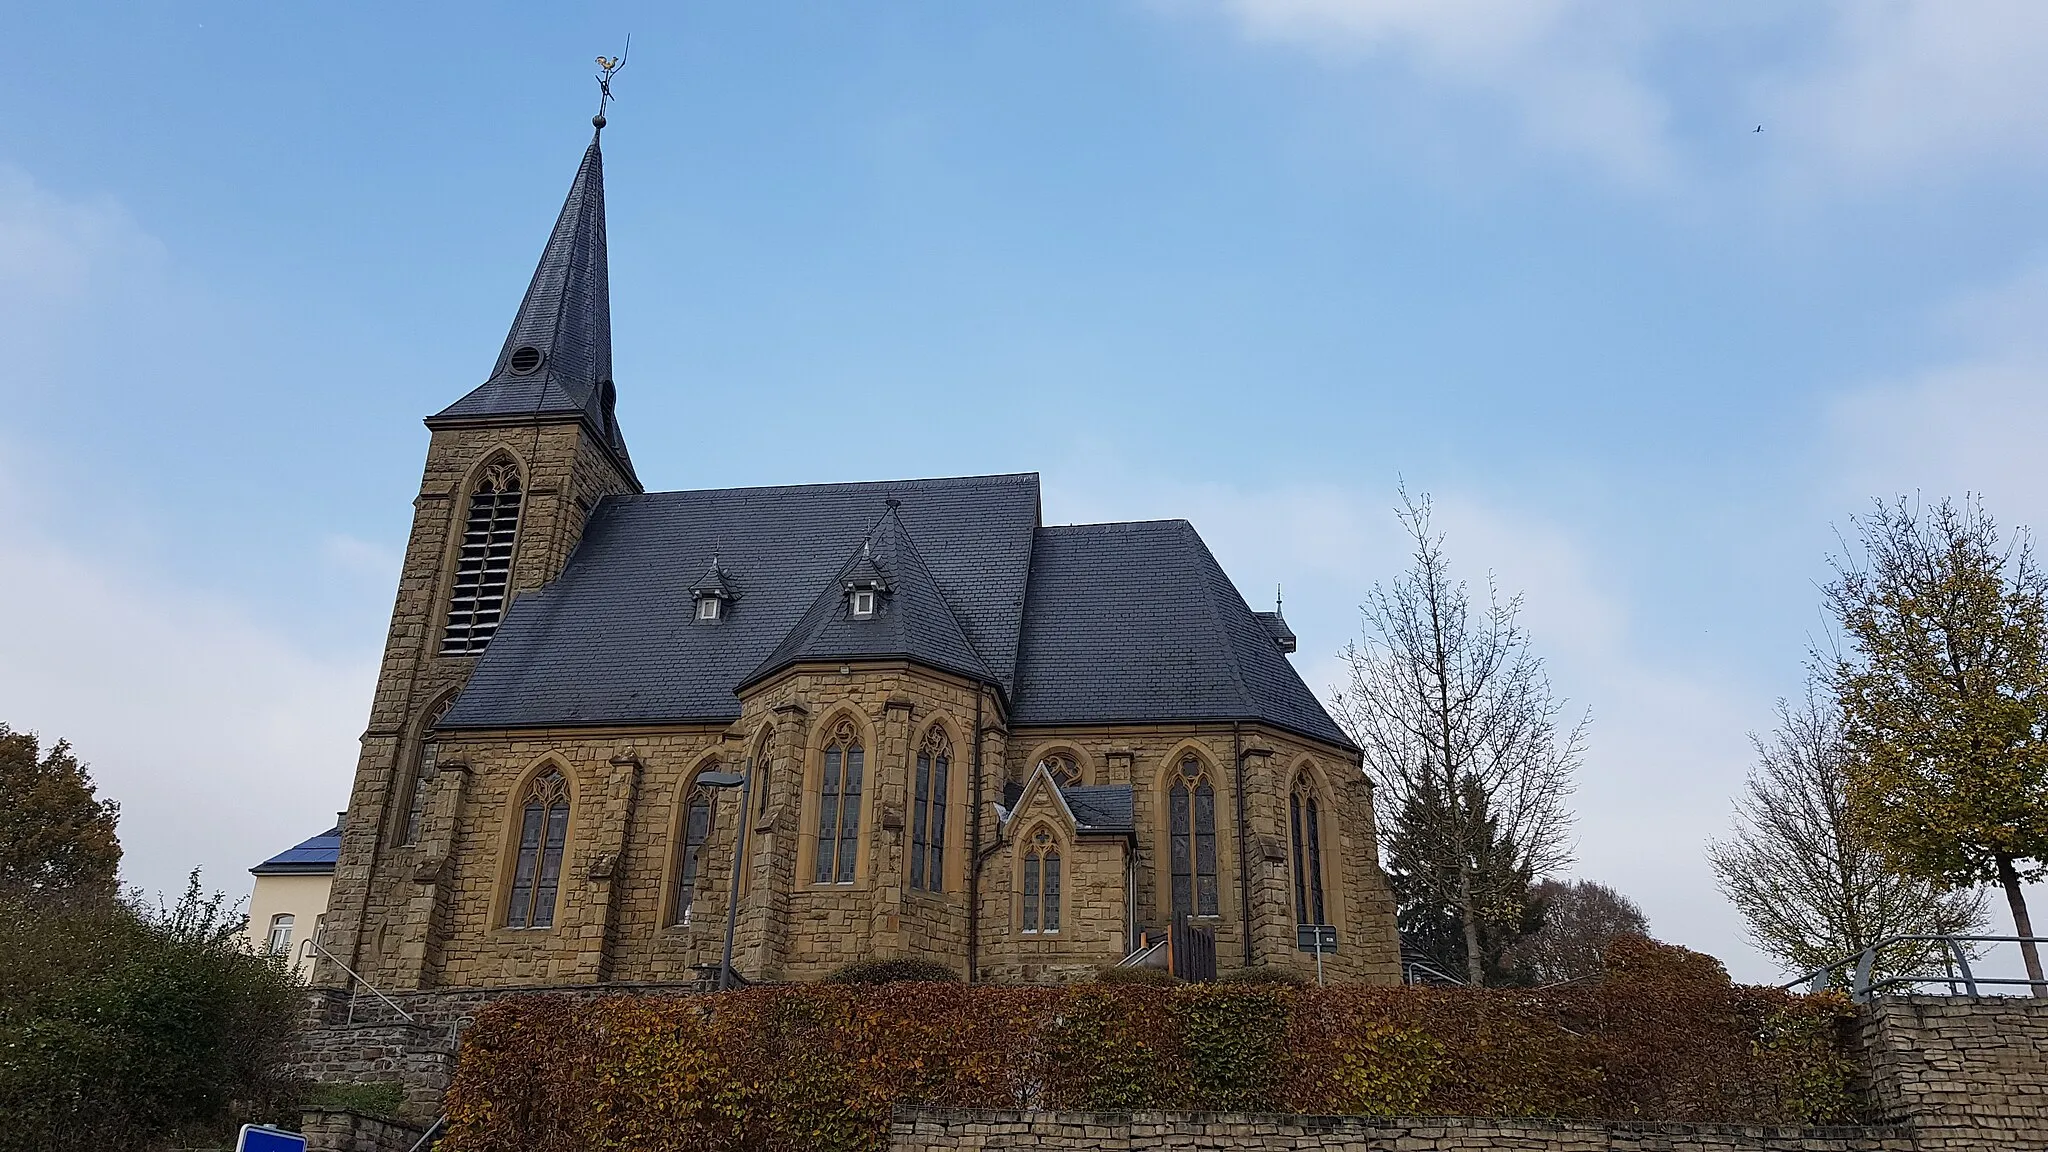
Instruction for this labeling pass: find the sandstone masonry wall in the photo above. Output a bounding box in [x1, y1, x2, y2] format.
[888, 1109, 1916, 1152]
[1856, 994, 2048, 1150]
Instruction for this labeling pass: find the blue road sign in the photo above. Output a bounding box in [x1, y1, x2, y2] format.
[237, 1124, 308, 1152]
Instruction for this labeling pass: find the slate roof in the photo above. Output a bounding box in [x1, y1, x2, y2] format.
[440, 474, 1352, 750]
[1011, 521, 1354, 749]
[251, 826, 342, 876]
[429, 130, 637, 483]
[442, 474, 1040, 728]
[1058, 784, 1135, 837]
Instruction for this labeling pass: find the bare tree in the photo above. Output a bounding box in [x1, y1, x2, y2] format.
[1333, 488, 1583, 986]
[1709, 685, 1988, 981]
[1511, 878, 1651, 985]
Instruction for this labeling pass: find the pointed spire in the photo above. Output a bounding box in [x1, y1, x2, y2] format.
[429, 127, 636, 484]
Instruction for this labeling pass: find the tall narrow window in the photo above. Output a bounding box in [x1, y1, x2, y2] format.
[669, 776, 717, 925]
[506, 768, 569, 928]
[1168, 755, 1220, 919]
[1290, 777, 1328, 927]
[910, 727, 951, 892]
[265, 913, 295, 955]
[441, 461, 523, 655]
[400, 696, 458, 846]
[1021, 829, 1061, 933]
[814, 721, 864, 884]
[755, 737, 774, 816]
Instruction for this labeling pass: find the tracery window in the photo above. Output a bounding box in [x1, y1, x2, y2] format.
[1037, 752, 1083, 787]
[1168, 754, 1220, 919]
[1020, 829, 1061, 933]
[669, 774, 718, 925]
[506, 768, 569, 928]
[400, 695, 459, 846]
[1290, 775, 1328, 927]
[441, 461, 523, 655]
[755, 736, 774, 816]
[910, 727, 951, 892]
[814, 721, 864, 884]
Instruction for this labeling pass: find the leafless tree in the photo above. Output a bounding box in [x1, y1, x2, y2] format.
[1332, 488, 1583, 986]
[1510, 878, 1651, 985]
[1708, 684, 1988, 981]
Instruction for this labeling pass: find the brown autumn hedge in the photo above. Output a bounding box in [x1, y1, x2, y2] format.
[438, 940, 1859, 1152]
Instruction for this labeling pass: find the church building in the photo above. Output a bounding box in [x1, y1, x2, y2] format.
[315, 119, 1399, 994]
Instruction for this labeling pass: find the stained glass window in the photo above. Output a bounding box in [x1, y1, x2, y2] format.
[670, 775, 718, 925]
[1290, 777, 1328, 927]
[1021, 829, 1060, 933]
[441, 461, 523, 655]
[506, 768, 569, 928]
[910, 727, 951, 892]
[1168, 754, 1220, 919]
[400, 695, 458, 847]
[815, 721, 864, 884]
[1036, 753, 1083, 787]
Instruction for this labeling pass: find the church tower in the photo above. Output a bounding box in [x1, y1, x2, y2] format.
[316, 120, 642, 990]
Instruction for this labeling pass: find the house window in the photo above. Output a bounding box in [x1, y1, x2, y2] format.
[814, 721, 864, 884]
[1168, 754, 1220, 919]
[441, 461, 523, 655]
[1037, 753, 1083, 787]
[265, 913, 295, 955]
[506, 768, 570, 928]
[697, 597, 722, 621]
[1290, 776, 1328, 928]
[1021, 830, 1060, 933]
[910, 727, 951, 892]
[851, 589, 876, 617]
[670, 776, 717, 925]
[400, 695, 458, 847]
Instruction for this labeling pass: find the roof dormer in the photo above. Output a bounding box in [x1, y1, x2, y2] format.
[690, 557, 738, 622]
[844, 538, 891, 619]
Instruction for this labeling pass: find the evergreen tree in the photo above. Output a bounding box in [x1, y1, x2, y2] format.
[1385, 775, 1545, 985]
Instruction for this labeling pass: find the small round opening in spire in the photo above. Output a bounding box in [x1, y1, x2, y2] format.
[509, 346, 544, 374]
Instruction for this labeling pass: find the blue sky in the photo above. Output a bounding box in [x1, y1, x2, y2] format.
[4, 2, 2047, 981]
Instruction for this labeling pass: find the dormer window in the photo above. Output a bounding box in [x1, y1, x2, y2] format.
[851, 589, 876, 618]
[689, 556, 737, 623]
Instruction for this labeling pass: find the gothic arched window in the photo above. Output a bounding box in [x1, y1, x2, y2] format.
[910, 727, 951, 892]
[814, 721, 864, 884]
[1036, 752, 1083, 787]
[1168, 754, 1220, 919]
[754, 734, 774, 816]
[1021, 829, 1061, 933]
[669, 773, 718, 925]
[441, 461, 524, 655]
[399, 695, 458, 847]
[506, 768, 569, 928]
[1290, 774, 1328, 927]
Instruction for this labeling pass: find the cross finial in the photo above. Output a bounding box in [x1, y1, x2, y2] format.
[593, 37, 630, 129]
[1276, 584, 1284, 615]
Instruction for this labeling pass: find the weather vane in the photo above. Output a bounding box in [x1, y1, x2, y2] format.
[593, 36, 630, 129]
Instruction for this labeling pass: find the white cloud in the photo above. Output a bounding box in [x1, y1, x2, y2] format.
[1191, 0, 2048, 188]
[0, 170, 373, 906]
[1046, 464, 1777, 979]
[1830, 263, 2048, 516]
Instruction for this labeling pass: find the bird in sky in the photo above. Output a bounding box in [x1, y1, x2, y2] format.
[1754, 125, 1764, 133]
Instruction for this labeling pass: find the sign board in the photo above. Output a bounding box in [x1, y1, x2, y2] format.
[1296, 924, 1339, 954]
[237, 1124, 308, 1152]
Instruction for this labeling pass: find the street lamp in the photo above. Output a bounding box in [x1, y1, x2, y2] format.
[691, 767, 750, 991]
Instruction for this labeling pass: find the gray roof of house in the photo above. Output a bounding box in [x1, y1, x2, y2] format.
[440, 473, 1353, 750]
[1060, 784, 1135, 837]
[251, 825, 341, 876]
[1011, 521, 1352, 748]
[428, 130, 637, 483]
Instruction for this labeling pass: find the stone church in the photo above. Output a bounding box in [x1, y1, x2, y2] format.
[314, 120, 1399, 996]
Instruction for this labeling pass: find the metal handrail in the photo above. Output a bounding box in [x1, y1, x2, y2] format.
[307, 934, 418, 1025]
[1401, 958, 1466, 986]
[1783, 934, 2048, 1001]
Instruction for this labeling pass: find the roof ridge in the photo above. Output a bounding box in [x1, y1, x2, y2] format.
[617, 472, 1042, 502]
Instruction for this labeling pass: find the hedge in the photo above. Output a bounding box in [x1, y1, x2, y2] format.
[439, 940, 1859, 1152]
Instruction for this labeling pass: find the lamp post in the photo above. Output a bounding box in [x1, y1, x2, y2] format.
[692, 765, 751, 991]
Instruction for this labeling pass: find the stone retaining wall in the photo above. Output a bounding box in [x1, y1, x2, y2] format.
[1856, 994, 2048, 1150]
[299, 1108, 427, 1152]
[888, 1109, 1916, 1151]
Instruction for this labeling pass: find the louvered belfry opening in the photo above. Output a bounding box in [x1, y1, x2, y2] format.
[442, 462, 524, 655]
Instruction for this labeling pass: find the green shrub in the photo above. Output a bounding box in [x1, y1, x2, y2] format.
[1217, 966, 1309, 986]
[306, 1080, 407, 1118]
[1092, 963, 1179, 985]
[822, 957, 961, 985]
